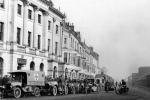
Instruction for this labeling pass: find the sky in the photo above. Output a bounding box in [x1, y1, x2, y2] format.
[53, 0, 150, 80]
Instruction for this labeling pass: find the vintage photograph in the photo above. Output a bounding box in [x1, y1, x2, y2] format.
[0, 0, 150, 100]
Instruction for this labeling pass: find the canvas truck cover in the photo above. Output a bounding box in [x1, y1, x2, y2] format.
[27, 71, 45, 86]
[9, 70, 45, 86]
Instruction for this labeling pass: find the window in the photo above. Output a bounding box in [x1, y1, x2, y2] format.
[40, 63, 44, 72]
[28, 31, 31, 47]
[56, 25, 58, 34]
[70, 38, 72, 47]
[64, 52, 67, 63]
[53, 66, 57, 78]
[48, 21, 51, 30]
[0, 22, 4, 41]
[38, 35, 41, 49]
[64, 38, 67, 44]
[0, 0, 4, 8]
[48, 39, 50, 52]
[17, 27, 21, 44]
[55, 42, 58, 55]
[17, 4, 22, 15]
[28, 9, 32, 19]
[38, 14, 41, 24]
[30, 61, 35, 71]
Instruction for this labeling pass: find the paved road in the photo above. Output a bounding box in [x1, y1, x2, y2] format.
[3, 90, 149, 100]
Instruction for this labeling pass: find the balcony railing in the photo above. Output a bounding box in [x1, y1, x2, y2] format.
[29, 48, 36, 55]
[17, 45, 25, 53]
[39, 50, 45, 57]
[48, 54, 60, 62]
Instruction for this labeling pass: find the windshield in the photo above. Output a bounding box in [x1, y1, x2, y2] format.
[10, 73, 22, 82]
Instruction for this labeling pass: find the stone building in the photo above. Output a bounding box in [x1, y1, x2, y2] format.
[0, 0, 100, 79]
[62, 22, 99, 79]
[0, 0, 65, 77]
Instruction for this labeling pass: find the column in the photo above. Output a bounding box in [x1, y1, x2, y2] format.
[22, 1, 30, 46]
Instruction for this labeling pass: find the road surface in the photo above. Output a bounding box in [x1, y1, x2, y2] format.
[3, 88, 149, 100]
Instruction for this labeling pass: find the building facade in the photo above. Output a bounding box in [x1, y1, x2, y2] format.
[62, 22, 99, 79]
[0, 0, 99, 79]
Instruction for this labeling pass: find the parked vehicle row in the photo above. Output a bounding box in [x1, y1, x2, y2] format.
[0, 70, 100, 99]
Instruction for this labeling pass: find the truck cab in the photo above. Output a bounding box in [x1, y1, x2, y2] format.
[0, 70, 45, 98]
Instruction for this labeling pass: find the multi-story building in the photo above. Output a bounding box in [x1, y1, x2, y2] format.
[0, 0, 65, 78]
[62, 22, 99, 79]
[0, 0, 99, 79]
[62, 23, 82, 79]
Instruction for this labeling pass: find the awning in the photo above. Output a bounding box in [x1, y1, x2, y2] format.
[95, 74, 105, 78]
[65, 64, 81, 71]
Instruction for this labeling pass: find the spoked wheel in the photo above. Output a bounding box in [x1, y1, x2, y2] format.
[13, 87, 22, 98]
[52, 86, 57, 96]
[34, 87, 40, 97]
[64, 86, 68, 95]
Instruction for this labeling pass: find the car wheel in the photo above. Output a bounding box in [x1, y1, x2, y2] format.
[13, 87, 22, 98]
[52, 86, 57, 96]
[34, 87, 40, 97]
[64, 86, 68, 95]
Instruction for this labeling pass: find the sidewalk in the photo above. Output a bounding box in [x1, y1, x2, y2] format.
[129, 86, 150, 100]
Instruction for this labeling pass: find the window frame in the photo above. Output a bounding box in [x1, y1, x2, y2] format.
[28, 9, 32, 20]
[17, 27, 21, 45]
[64, 38, 67, 44]
[48, 39, 50, 52]
[38, 14, 41, 24]
[37, 35, 41, 49]
[0, 22, 4, 41]
[56, 25, 58, 34]
[48, 20, 51, 30]
[28, 31, 31, 47]
[17, 4, 22, 15]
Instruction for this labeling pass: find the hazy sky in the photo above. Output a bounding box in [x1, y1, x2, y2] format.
[53, 0, 150, 80]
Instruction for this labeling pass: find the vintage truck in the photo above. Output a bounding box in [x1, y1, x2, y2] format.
[0, 70, 63, 98]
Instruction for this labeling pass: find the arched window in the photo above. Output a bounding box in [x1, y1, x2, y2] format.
[40, 63, 44, 72]
[53, 66, 57, 78]
[30, 61, 35, 71]
[0, 57, 3, 77]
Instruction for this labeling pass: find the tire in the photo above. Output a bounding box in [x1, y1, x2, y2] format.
[13, 87, 22, 98]
[52, 86, 57, 96]
[64, 86, 68, 95]
[34, 87, 40, 97]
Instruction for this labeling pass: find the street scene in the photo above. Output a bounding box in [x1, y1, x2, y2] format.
[0, 0, 150, 100]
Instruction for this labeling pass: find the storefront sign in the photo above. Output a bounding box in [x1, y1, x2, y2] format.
[17, 58, 27, 65]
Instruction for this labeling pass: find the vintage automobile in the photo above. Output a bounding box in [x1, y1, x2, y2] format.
[0, 70, 65, 98]
[0, 70, 46, 98]
[43, 76, 69, 96]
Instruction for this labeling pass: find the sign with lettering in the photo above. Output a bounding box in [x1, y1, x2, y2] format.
[17, 58, 27, 65]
